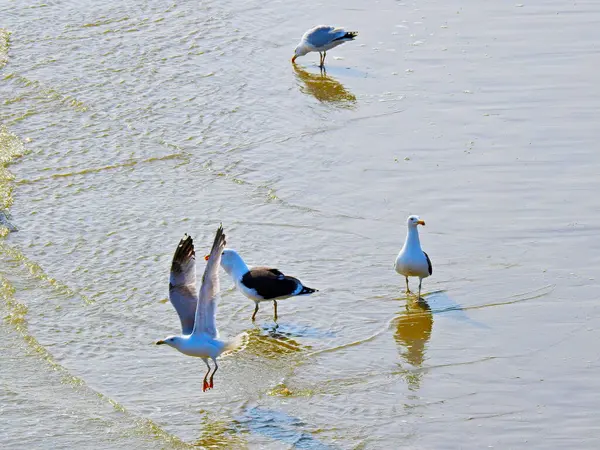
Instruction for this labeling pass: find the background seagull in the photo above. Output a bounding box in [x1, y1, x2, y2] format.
[209, 249, 317, 321]
[292, 25, 358, 67]
[394, 215, 433, 299]
[156, 225, 247, 392]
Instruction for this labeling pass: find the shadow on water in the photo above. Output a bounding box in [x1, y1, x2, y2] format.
[426, 291, 490, 329]
[423, 285, 553, 325]
[393, 297, 433, 391]
[293, 64, 356, 107]
[264, 322, 336, 339]
[234, 407, 335, 450]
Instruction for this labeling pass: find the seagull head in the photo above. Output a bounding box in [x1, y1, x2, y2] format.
[205, 248, 247, 277]
[218, 249, 246, 276]
[155, 336, 183, 349]
[292, 44, 309, 63]
[407, 215, 426, 228]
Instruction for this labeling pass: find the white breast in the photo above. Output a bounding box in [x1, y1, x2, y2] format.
[395, 250, 430, 278]
[236, 279, 264, 302]
[176, 336, 224, 359]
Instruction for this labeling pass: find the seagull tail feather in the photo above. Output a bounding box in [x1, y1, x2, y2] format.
[220, 332, 249, 357]
[333, 31, 358, 42]
[298, 286, 318, 295]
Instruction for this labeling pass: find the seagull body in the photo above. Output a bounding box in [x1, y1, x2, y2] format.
[215, 249, 317, 321]
[156, 226, 246, 392]
[292, 25, 357, 67]
[394, 215, 433, 299]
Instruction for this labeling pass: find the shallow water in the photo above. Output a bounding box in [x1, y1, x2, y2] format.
[2, 0, 600, 448]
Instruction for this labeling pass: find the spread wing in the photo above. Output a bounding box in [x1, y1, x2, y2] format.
[304, 25, 348, 48]
[168, 234, 198, 335]
[423, 251, 433, 276]
[193, 224, 226, 338]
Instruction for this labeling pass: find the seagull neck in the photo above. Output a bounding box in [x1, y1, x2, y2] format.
[231, 257, 250, 280]
[405, 226, 421, 249]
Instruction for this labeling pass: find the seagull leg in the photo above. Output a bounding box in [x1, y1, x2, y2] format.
[202, 358, 211, 392]
[405, 277, 411, 294]
[319, 52, 324, 67]
[252, 302, 259, 321]
[323, 51, 327, 66]
[273, 300, 278, 322]
[418, 278, 423, 300]
[209, 358, 218, 389]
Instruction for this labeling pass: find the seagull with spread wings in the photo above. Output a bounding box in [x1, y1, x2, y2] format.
[156, 225, 247, 392]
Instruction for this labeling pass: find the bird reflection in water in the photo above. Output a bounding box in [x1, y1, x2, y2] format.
[393, 297, 433, 391]
[241, 323, 307, 359]
[292, 63, 356, 107]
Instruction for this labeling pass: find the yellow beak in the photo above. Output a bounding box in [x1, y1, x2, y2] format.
[204, 254, 210, 261]
[291, 55, 297, 63]
[417, 220, 426, 226]
[155, 340, 165, 345]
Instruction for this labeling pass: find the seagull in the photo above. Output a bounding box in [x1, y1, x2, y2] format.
[208, 249, 317, 321]
[292, 25, 358, 67]
[156, 225, 247, 392]
[394, 215, 433, 299]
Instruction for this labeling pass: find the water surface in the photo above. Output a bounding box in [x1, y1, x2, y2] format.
[2, 0, 600, 448]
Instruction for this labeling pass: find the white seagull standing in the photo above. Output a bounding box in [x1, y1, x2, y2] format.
[394, 215, 433, 299]
[208, 249, 317, 321]
[156, 225, 247, 392]
[292, 25, 358, 67]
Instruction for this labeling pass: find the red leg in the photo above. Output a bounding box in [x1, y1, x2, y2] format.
[208, 359, 218, 390]
[202, 358, 211, 392]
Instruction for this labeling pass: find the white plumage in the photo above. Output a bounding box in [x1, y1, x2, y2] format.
[215, 249, 317, 321]
[292, 25, 358, 67]
[394, 215, 433, 299]
[156, 225, 247, 392]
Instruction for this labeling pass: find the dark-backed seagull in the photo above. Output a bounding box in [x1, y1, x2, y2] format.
[156, 225, 247, 392]
[394, 215, 433, 299]
[208, 249, 317, 321]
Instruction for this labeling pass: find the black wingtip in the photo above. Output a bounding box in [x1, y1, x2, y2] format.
[423, 251, 433, 276]
[210, 223, 227, 253]
[300, 286, 317, 295]
[176, 233, 195, 257]
[333, 31, 358, 42]
[172, 233, 195, 272]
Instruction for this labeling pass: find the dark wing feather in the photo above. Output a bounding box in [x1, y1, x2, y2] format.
[242, 268, 301, 300]
[252, 266, 285, 278]
[168, 234, 198, 334]
[332, 31, 358, 42]
[423, 251, 433, 275]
